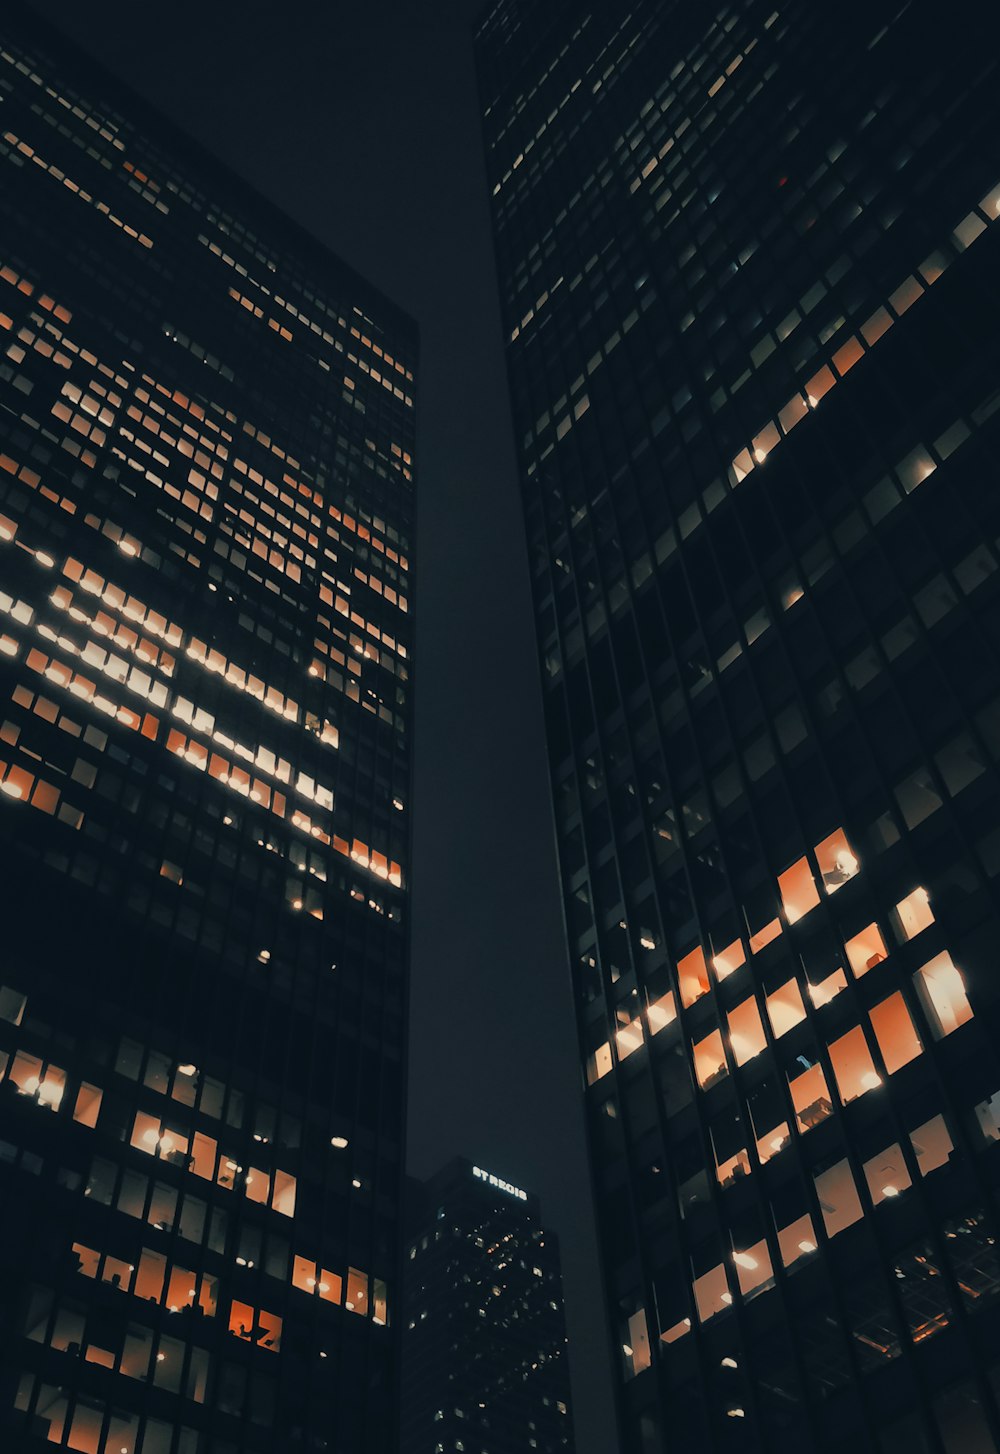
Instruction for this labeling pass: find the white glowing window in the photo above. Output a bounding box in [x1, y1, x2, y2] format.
[693, 1029, 728, 1090]
[895, 887, 934, 941]
[829, 1026, 881, 1103]
[815, 828, 859, 892]
[727, 997, 767, 1066]
[272, 1169, 297, 1218]
[863, 1143, 912, 1206]
[914, 952, 973, 1039]
[777, 855, 820, 923]
[910, 1115, 953, 1176]
[845, 922, 888, 977]
[765, 979, 806, 1038]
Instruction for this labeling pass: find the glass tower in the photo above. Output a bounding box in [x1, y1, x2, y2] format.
[401, 1157, 574, 1454]
[0, 13, 414, 1454]
[476, 0, 1000, 1449]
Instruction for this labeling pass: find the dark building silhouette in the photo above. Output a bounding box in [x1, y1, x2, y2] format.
[401, 1157, 573, 1454]
[0, 12, 414, 1453]
[476, 0, 1000, 1449]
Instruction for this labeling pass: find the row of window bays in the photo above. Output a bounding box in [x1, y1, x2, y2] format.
[582, 900, 1000, 1338]
[0, 477, 412, 836]
[0, 982, 398, 1267]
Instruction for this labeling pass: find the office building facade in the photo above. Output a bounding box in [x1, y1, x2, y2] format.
[0, 13, 414, 1453]
[401, 1157, 573, 1454]
[476, 0, 1000, 1449]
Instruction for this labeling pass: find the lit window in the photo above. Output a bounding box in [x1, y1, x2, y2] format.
[814, 1158, 863, 1237]
[647, 990, 676, 1033]
[622, 1307, 652, 1377]
[615, 1014, 644, 1060]
[776, 1213, 818, 1268]
[693, 1263, 731, 1323]
[712, 938, 745, 981]
[974, 1092, 1000, 1144]
[765, 979, 806, 1037]
[869, 991, 922, 1073]
[693, 1029, 727, 1090]
[788, 1058, 833, 1132]
[586, 1042, 612, 1084]
[914, 952, 973, 1038]
[748, 917, 781, 954]
[678, 945, 710, 1006]
[727, 996, 767, 1065]
[895, 887, 934, 941]
[777, 855, 820, 922]
[845, 922, 888, 977]
[815, 829, 859, 892]
[863, 1143, 912, 1205]
[910, 1115, 953, 1176]
[731, 1238, 774, 1299]
[807, 966, 848, 1007]
[72, 1083, 102, 1128]
[829, 1025, 881, 1102]
[346, 1267, 368, 1315]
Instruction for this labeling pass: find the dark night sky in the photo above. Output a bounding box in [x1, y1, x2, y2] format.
[19, 2, 620, 1450]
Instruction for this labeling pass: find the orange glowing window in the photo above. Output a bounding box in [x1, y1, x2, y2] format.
[727, 996, 767, 1066]
[748, 917, 781, 955]
[829, 1026, 881, 1103]
[807, 966, 848, 1007]
[869, 991, 922, 1074]
[678, 945, 710, 1007]
[910, 1115, 953, 1176]
[647, 990, 676, 1034]
[788, 1060, 833, 1133]
[845, 922, 888, 978]
[863, 1142, 912, 1206]
[777, 856, 819, 923]
[693, 1029, 727, 1090]
[693, 1264, 731, 1323]
[765, 979, 806, 1038]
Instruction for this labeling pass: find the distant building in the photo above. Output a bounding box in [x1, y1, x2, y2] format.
[0, 11, 415, 1452]
[402, 1158, 574, 1454]
[477, 0, 1000, 1450]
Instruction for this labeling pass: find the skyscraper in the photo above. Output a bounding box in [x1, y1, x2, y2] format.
[0, 12, 414, 1453]
[476, 0, 1000, 1449]
[401, 1157, 574, 1454]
